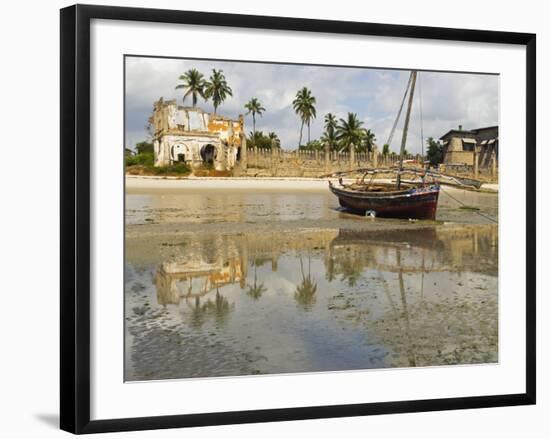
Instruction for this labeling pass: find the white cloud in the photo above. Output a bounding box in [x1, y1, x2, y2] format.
[125, 57, 498, 154]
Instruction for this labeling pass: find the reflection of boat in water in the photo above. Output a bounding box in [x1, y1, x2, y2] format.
[328, 225, 498, 276]
[329, 70, 441, 220]
[331, 226, 439, 248]
[329, 180, 440, 219]
[327, 229, 498, 368]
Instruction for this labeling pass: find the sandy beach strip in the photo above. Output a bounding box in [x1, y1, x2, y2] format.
[126, 175, 336, 191]
[125, 175, 498, 193]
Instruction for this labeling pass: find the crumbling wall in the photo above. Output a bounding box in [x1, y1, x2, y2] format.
[207, 115, 243, 148]
[242, 148, 417, 177]
[151, 98, 243, 170]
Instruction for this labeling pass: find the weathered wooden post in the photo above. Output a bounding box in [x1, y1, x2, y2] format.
[491, 150, 497, 179]
[271, 139, 278, 176]
[473, 148, 479, 177]
[240, 131, 247, 169]
[349, 143, 355, 171]
[373, 146, 378, 168]
[240, 239, 248, 289]
[271, 253, 278, 272]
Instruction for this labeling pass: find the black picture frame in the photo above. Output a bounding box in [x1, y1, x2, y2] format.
[60, 4, 536, 434]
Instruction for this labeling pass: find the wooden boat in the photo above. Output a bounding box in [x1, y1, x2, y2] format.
[329, 70, 441, 220]
[329, 180, 440, 220]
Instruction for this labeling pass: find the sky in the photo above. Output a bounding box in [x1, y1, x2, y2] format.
[125, 56, 499, 155]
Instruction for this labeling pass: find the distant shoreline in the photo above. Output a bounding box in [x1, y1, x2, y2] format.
[125, 175, 498, 193]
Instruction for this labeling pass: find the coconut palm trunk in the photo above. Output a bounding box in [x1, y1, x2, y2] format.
[252, 114, 256, 142]
[244, 97, 266, 149]
[293, 87, 316, 148]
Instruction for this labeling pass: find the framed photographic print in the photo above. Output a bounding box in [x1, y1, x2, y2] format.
[60, 4, 536, 434]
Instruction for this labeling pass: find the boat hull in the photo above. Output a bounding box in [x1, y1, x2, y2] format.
[330, 184, 440, 220]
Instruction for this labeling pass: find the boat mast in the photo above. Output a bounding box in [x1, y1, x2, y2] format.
[397, 70, 417, 189]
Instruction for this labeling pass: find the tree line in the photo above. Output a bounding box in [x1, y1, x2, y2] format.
[174, 67, 443, 160]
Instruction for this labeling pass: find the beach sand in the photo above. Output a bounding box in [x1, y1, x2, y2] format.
[126, 175, 498, 193]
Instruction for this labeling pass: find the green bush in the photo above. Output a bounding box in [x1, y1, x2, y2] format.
[248, 131, 281, 149]
[151, 163, 191, 175]
[126, 151, 154, 167]
[426, 137, 444, 166]
[299, 140, 324, 151]
[135, 141, 154, 155]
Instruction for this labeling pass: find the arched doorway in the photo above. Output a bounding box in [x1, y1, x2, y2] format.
[200, 144, 216, 164]
[171, 143, 190, 163]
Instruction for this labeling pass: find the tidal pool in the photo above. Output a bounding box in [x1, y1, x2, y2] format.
[125, 186, 498, 381]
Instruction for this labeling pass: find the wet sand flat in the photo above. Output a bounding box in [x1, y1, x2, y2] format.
[125, 178, 498, 381]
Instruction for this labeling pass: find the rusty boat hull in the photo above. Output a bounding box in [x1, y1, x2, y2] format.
[329, 182, 440, 220]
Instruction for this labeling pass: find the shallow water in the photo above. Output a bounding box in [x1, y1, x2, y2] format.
[125, 186, 498, 226]
[125, 188, 498, 381]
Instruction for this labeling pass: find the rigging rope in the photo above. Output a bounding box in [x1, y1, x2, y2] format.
[439, 185, 498, 224]
[385, 73, 413, 149]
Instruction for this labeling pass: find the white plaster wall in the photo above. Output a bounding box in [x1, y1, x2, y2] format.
[155, 134, 240, 170]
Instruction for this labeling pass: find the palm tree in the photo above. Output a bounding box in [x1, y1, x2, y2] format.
[206, 289, 233, 325]
[294, 255, 317, 311]
[244, 98, 266, 145]
[187, 296, 206, 328]
[426, 137, 444, 165]
[246, 262, 267, 300]
[338, 257, 363, 287]
[336, 112, 365, 153]
[292, 87, 317, 146]
[204, 69, 232, 114]
[187, 289, 233, 327]
[363, 129, 376, 153]
[321, 113, 338, 150]
[267, 132, 280, 148]
[175, 68, 207, 107]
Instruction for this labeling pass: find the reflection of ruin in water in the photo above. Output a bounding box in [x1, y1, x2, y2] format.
[128, 224, 497, 379]
[154, 225, 497, 306]
[153, 236, 244, 327]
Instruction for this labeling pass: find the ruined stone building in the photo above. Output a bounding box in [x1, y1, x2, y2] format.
[150, 98, 245, 170]
[440, 125, 498, 167]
